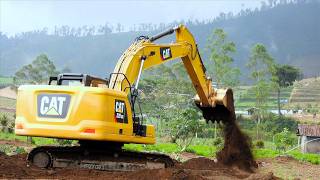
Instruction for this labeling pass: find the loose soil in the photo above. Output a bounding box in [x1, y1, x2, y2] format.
[257, 157, 320, 179]
[0, 153, 278, 179]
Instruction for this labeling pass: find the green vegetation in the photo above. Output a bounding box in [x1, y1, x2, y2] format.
[254, 148, 320, 165]
[247, 43, 277, 139]
[288, 151, 320, 165]
[1, 1, 319, 78]
[14, 54, 59, 84]
[207, 28, 240, 88]
[0, 76, 13, 85]
[235, 86, 293, 110]
[274, 64, 301, 114]
[0, 144, 26, 155]
[0, 132, 56, 146]
[274, 128, 296, 152]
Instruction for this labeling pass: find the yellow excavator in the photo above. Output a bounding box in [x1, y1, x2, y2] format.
[15, 25, 234, 171]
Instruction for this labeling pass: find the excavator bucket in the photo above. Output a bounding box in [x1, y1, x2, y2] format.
[196, 88, 235, 124]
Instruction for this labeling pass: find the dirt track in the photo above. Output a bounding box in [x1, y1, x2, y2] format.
[0, 153, 278, 180]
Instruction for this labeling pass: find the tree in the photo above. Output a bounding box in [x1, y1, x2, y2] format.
[61, 66, 72, 73]
[274, 64, 300, 115]
[207, 29, 240, 88]
[247, 43, 277, 139]
[14, 54, 59, 84]
[166, 108, 202, 151]
[274, 128, 295, 152]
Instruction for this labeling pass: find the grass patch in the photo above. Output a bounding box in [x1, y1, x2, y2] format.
[0, 144, 27, 155]
[124, 143, 180, 154]
[288, 150, 320, 165]
[254, 148, 320, 165]
[124, 143, 217, 157]
[186, 145, 217, 157]
[253, 148, 279, 159]
[0, 132, 57, 146]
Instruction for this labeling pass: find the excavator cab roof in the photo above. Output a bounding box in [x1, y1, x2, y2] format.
[49, 73, 109, 87]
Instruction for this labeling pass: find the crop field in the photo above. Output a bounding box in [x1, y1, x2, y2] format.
[289, 77, 320, 106]
[234, 86, 293, 110]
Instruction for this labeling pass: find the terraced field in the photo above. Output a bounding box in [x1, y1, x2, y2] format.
[289, 77, 320, 105]
[235, 86, 293, 110]
[234, 77, 320, 111]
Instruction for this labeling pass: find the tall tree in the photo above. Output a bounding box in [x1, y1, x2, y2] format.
[247, 43, 277, 139]
[207, 29, 240, 88]
[14, 54, 59, 84]
[274, 64, 300, 115]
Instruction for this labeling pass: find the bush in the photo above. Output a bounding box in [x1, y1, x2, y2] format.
[15, 147, 26, 154]
[0, 115, 9, 132]
[274, 128, 296, 152]
[261, 114, 298, 134]
[56, 139, 73, 146]
[255, 140, 265, 149]
[213, 137, 223, 146]
[7, 128, 14, 134]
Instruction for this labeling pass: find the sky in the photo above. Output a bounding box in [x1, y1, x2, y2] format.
[0, 0, 261, 36]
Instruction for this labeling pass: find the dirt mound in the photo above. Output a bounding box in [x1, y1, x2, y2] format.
[0, 153, 278, 179]
[275, 155, 296, 162]
[179, 157, 219, 169]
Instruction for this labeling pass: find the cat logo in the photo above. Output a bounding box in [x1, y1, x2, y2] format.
[37, 94, 71, 118]
[114, 100, 127, 123]
[160, 47, 172, 60]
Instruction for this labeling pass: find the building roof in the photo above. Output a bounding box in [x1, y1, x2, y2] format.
[297, 124, 320, 137]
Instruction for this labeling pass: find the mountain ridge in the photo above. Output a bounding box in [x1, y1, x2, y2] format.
[0, 1, 319, 81]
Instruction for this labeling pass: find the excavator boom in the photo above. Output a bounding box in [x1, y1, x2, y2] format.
[109, 25, 234, 122]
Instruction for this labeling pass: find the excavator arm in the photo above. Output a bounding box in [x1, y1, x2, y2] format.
[109, 25, 235, 122]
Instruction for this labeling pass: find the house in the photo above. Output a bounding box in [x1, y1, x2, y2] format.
[297, 124, 320, 154]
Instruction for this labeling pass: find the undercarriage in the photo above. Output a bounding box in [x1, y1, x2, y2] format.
[27, 141, 175, 171]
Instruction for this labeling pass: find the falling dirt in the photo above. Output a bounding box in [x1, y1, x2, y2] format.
[217, 112, 256, 172]
[198, 89, 256, 172]
[0, 153, 278, 179]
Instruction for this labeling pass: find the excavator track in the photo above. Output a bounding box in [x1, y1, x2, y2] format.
[27, 145, 175, 171]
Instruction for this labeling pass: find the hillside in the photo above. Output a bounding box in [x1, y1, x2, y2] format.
[0, 1, 319, 81]
[290, 77, 320, 105]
